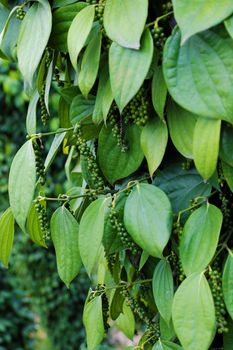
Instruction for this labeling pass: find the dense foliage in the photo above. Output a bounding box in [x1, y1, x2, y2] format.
[1, 0, 233, 349]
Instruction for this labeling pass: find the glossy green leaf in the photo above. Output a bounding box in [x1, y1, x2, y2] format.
[109, 28, 153, 112]
[172, 273, 215, 350]
[17, 0, 52, 84]
[98, 124, 144, 184]
[180, 204, 222, 276]
[44, 132, 66, 172]
[110, 288, 124, 320]
[51, 206, 81, 287]
[104, 0, 148, 49]
[83, 296, 105, 350]
[26, 90, 39, 136]
[27, 203, 47, 248]
[8, 140, 36, 232]
[79, 30, 102, 98]
[152, 65, 167, 119]
[124, 183, 173, 258]
[116, 301, 135, 340]
[225, 15, 233, 38]
[223, 251, 233, 320]
[79, 197, 110, 276]
[53, 0, 77, 8]
[67, 5, 95, 69]
[141, 118, 168, 177]
[163, 27, 233, 123]
[0, 208, 14, 268]
[153, 260, 174, 324]
[173, 0, 233, 43]
[160, 317, 175, 341]
[167, 101, 197, 158]
[222, 161, 233, 192]
[70, 94, 95, 125]
[220, 124, 233, 167]
[193, 118, 221, 180]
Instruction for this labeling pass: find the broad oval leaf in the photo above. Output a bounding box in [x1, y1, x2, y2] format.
[193, 118, 221, 180]
[51, 206, 81, 287]
[98, 124, 144, 184]
[152, 65, 167, 119]
[104, 0, 148, 49]
[223, 251, 233, 320]
[67, 5, 95, 69]
[0, 208, 14, 268]
[26, 90, 39, 136]
[8, 140, 36, 232]
[163, 27, 233, 123]
[124, 183, 173, 258]
[141, 118, 168, 177]
[115, 301, 135, 340]
[27, 203, 47, 248]
[220, 124, 233, 167]
[173, 0, 233, 43]
[180, 204, 222, 276]
[17, 0, 52, 84]
[172, 273, 215, 350]
[109, 28, 153, 112]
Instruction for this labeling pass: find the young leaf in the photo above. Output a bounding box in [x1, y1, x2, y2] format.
[180, 204, 222, 276]
[17, 0, 52, 84]
[8, 140, 36, 232]
[104, 0, 148, 49]
[44, 132, 66, 172]
[79, 197, 110, 276]
[173, 0, 233, 43]
[70, 94, 95, 125]
[220, 124, 233, 167]
[26, 90, 39, 136]
[152, 65, 167, 119]
[67, 5, 95, 70]
[0, 208, 14, 268]
[140, 118, 168, 177]
[115, 301, 135, 340]
[167, 101, 197, 159]
[83, 296, 105, 350]
[193, 118, 221, 180]
[152, 260, 174, 325]
[223, 251, 233, 320]
[124, 183, 173, 258]
[163, 27, 233, 123]
[109, 28, 153, 112]
[222, 161, 233, 192]
[51, 206, 81, 287]
[78, 30, 102, 98]
[27, 203, 47, 248]
[172, 273, 215, 350]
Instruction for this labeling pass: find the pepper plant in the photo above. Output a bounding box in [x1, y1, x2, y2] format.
[1, 0, 233, 349]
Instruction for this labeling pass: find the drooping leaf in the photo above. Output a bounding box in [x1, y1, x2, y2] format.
[141, 118, 168, 177]
[110, 288, 124, 320]
[44, 132, 66, 172]
[220, 124, 233, 167]
[222, 161, 233, 192]
[223, 251, 233, 320]
[172, 273, 215, 350]
[173, 0, 233, 43]
[8, 140, 36, 232]
[98, 124, 144, 184]
[26, 90, 39, 136]
[109, 28, 153, 112]
[163, 26, 233, 123]
[70, 94, 95, 125]
[51, 206, 81, 287]
[67, 5, 95, 69]
[104, 0, 148, 49]
[27, 203, 47, 248]
[152, 260, 174, 324]
[180, 204, 222, 276]
[115, 301, 135, 340]
[193, 118, 221, 180]
[17, 0, 52, 84]
[0, 208, 14, 268]
[124, 183, 173, 258]
[152, 65, 167, 119]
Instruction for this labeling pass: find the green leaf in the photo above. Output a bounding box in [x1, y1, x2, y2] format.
[152, 260, 174, 325]
[152, 65, 167, 119]
[167, 101, 197, 158]
[225, 15, 233, 38]
[222, 161, 233, 192]
[173, 0, 233, 43]
[44, 132, 66, 172]
[79, 197, 110, 276]
[27, 203, 47, 248]
[220, 124, 233, 167]
[172, 273, 215, 350]
[223, 318, 233, 349]
[161, 341, 183, 350]
[70, 94, 95, 125]
[51, 206, 81, 287]
[8, 140, 36, 232]
[180, 204, 222, 276]
[0, 208, 14, 268]
[50, 2, 87, 51]
[79, 30, 102, 98]
[67, 5, 95, 69]
[124, 183, 173, 258]
[110, 288, 124, 320]
[116, 301, 135, 340]
[26, 90, 39, 136]
[163, 26, 233, 123]
[53, 0, 77, 8]
[139, 250, 149, 270]
[83, 296, 105, 350]
[193, 118, 221, 180]
[17, 0, 52, 84]
[104, 0, 148, 49]
[223, 251, 233, 320]
[109, 28, 153, 112]
[141, 118, 168, 177]
[160, 317, 175, 341]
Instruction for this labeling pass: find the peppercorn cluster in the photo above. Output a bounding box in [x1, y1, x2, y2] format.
[123, 87, 150, 127]
[89, 284, 109, 331]
[151, 27, 166, 49]
[33, 140, 46, 186]
[39, 85, 49, 125]
[35, 198, 50, 241]
[16, 7, 26, 20]
[109, 105, 128, 152]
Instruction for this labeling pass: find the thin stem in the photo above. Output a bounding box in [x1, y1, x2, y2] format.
[105, 278, 152, 292]
[30, 126, 74, 139]
[147, 11, 173, 27]
[177, 191, 218, 217]
[37, 194, 90, 202]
